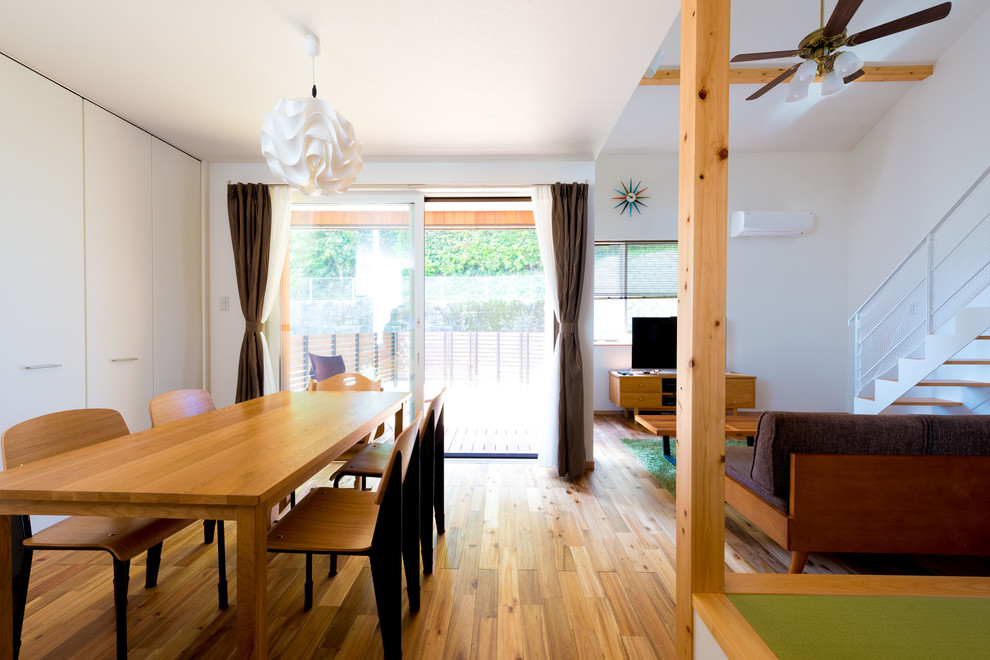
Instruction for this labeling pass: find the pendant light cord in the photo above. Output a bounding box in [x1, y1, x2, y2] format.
[311, 55, 317, 98]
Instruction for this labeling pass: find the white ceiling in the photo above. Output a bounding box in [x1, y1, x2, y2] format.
[604, 0, 987, 154]
[0, 1, 982, 162]
[0, 0, 679, 162]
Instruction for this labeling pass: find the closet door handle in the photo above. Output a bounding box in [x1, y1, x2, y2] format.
[111, 357, 139, 363]
[23, 363, 63, 370]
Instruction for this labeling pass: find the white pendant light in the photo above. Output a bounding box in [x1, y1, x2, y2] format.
[260, 34, 362, 196]
[786, 60, 818, 102]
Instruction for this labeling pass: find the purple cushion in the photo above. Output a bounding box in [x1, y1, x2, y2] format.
[309, 353, 345, 382]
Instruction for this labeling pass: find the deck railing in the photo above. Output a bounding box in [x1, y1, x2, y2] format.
[284, 330, 545, 390]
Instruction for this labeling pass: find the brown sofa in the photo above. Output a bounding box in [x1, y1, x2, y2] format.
[725, 412, 990, 573]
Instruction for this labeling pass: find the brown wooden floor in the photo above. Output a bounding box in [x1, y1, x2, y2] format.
[14, 414, 990, 658]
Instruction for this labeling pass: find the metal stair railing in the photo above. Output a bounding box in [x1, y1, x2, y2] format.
[849, 165, 990, 397]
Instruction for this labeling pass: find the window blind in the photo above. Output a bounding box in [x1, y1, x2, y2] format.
[594, 241, 678, 299]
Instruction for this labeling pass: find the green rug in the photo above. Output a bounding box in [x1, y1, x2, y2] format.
[729, 594, 990, 659]
[621, 437, 745, 495]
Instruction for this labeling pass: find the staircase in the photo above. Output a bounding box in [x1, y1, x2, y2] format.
[851, 166, 990, 415]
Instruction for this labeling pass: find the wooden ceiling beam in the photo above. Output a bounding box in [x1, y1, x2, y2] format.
[640, 64, 933, 86]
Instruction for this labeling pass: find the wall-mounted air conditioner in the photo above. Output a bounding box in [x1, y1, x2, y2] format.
[729, 211, 814, 238]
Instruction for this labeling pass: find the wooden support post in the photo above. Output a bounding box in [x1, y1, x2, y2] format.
[675, 0, 730, 657]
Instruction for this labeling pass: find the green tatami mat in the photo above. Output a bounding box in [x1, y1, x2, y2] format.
[728, 594, 990, 659]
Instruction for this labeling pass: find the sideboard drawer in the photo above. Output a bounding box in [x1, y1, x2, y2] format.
[617, 376, 660, 394]
[621, 393, 662, 408]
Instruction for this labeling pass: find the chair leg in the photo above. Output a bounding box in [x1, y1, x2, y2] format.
[203, 519, 216, 544]
[370, 548, 402, 659]
[333, 473, 345, 487]
[304, 553, 314, 610]
[145, 542, 163, 589]
[12, 548, 32, 660]
[403, 493, 421, 612]
[217, 521, 228, 609]
[435, 444, 445, 535]
[328, 553, 337, 577]
[421, 445, 435, 575]
[112, 558, 131, 660]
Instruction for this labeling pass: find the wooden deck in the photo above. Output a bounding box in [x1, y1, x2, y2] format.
[434, 382, 542, 456]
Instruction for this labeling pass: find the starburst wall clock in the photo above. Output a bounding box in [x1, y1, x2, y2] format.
[612, 179, 649, 216]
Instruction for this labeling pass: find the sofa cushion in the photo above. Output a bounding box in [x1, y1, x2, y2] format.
[921, 415, 990, 454]
[751, 412, 928, 499]
[725, 445, 788, 514]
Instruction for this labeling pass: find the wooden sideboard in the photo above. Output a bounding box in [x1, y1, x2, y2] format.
[608, 370, 757, 414]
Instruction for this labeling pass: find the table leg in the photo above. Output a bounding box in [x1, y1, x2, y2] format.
[0, 515, 10, 660]
[662, 435, 676, 466]
[236, 507, 268, 659]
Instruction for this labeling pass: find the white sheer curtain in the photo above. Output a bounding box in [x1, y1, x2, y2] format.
[532, 185, 559, 470]
[260, 185, 292, 394]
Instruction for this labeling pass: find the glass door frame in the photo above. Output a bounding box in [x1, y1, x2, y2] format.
[280, 191, 426, 417]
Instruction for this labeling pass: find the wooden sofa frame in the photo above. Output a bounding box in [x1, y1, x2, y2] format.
[726, 453, 990, 573]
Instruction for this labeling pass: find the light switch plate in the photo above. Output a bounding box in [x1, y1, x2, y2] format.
[220, 295, 229, 312]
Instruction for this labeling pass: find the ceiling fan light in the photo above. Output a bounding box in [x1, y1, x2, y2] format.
[794, 59, 818, 83]
[821, 69, 845, 96]
[786, 76, 812, 102]
[833, 50, 864, 76]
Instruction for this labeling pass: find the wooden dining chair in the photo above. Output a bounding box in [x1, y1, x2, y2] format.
[148, 388, 228, 609]
[332, 389, 447, 574]
[421, 388, 446, 572]
[267, 413, 423, 659]
[2, 409, 197, 660]
[310, 372, 388, 451]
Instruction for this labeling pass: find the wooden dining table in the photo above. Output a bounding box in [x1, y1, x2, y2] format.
[0, 389, 409, 659]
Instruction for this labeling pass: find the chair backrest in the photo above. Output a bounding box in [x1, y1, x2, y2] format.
[149, 389, 216, 427]
[376, 413, 422, 506]
[428, 388, 446, 437]
[309, 353, 345, 381]
[1, 408, 130, 468]
[311, 372, 383, 392]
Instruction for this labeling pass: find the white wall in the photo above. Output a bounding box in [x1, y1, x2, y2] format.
[847, 7, 990, 310]
[207, 160, 598, 459]
[593, 152, 852, 413]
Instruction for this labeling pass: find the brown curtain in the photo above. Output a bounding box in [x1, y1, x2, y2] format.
[227, 183, 272, 403]
[551, 182, 588, 478]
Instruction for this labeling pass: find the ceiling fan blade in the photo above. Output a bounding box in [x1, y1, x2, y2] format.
[731, 49, 800, 63]
[843, 68, 866, 84]
[746, 63, 801, 101]
[845, 2, 951, 46]
[823, 0, 866, 38]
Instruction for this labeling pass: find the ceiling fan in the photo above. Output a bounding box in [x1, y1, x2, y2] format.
[734, 0, 952, 101]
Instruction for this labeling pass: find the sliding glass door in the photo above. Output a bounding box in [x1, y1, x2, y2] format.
[280, 194, 425, 412]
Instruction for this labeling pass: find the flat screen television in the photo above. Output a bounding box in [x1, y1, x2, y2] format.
[631, 316, 677, 370]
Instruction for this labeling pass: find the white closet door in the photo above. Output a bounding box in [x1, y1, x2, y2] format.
[84, 102, 153, 432]
[0, 56, 86, 439]
[152, 139, 203, 395]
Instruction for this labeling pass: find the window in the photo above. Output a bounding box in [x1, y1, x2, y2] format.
[594, 241, 677, 343]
